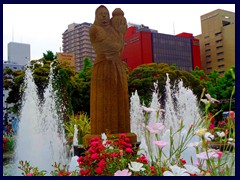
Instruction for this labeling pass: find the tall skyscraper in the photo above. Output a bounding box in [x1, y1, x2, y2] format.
[8, 42, 30, 65]
[62, 22, 96, 72]
[195, 9, 235, 75]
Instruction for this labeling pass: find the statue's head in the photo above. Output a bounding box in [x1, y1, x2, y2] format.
[94, 5, 110, 26]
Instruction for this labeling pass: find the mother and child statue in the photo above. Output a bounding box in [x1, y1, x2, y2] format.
[83, 5, 137, 146]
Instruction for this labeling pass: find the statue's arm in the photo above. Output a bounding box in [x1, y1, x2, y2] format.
[89, 25, 106, 43]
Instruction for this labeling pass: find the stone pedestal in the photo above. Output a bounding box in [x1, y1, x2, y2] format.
[82, 132, 137, 148]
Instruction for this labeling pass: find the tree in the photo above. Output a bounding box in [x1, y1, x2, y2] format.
[128, 63, 204, 106]
[78, 57, 93, 79]
[43, 50, 57, 61]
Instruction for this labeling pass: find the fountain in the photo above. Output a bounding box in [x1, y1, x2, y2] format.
[131, 73, 202, 164]
[9, 63, 69, 175]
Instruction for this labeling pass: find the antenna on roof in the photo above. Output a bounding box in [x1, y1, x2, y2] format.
[173, 21, 175, 35]
[12, 25, 14, 42]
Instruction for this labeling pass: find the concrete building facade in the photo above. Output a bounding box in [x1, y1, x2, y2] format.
[62, 22, 96, 72]
[195, 9, 235, 75]
[122, 25, 201, 72]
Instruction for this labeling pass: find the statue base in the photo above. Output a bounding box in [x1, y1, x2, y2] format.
[82, 132, 137, 148]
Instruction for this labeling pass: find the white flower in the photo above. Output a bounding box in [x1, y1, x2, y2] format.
[146, 122, 165, 134]
[184, 165, 201, 175]
[187, 141, 202, 148]
[114, 169, 132, 176]
[216, 131, 226, 138]
[227, 142, 235, 147]
[228, 138, 234, 142]
[101, 133, 107, 145]
[141, 106, 156, 112]
[163, 165, 190, 176]
[205, 93, 220, 104]
[204, 132, 214, 141]
[200, 99, 210, 104]
[196, 152, 219, 160]
[128, 162, 145, 172]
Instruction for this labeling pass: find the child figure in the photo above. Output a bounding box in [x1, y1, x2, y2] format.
[111, 8, 127, 52]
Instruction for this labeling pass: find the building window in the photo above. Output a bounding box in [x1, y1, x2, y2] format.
[205, 49, 211, 52]
[205, 43, 210, 46]
[216, 46, 223, 50]
[218, 64, 225, 68]
[206, 61, 211, 65]
[207, 67, 212, 70]
[215, 32, 222, 36]
[222, 20, 231, 26]
[217, 52, 224, 56]
[219, 71, 225, 75]
[216, 39, 222, 44]
[206, 55, 211, 58]
[217, 58, 224, 62]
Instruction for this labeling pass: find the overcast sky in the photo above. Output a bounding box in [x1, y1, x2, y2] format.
[3, 4, 235, 61]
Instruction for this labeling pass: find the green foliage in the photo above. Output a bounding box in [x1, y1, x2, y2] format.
[192, 66, 205, 79]
[18, 161, 47, 176]
[205, 67, 235, 112]
[3, 136, 15, 153]
[64, 112, 91, 145]
[53, 67, 73, 121]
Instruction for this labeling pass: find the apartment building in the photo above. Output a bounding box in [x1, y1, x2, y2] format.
[62, 22, 96, 72]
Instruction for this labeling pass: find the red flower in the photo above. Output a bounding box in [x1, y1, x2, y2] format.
[98, 159, 106, 168]
[180, 159, 186, 164]
[150, 166, 156, 175]
[120, 133, 126, 138]
[95, 167, 103, 175]
[124, 137, 130, 142]
[91, 153, 99, 160]
[125, 148, 133, 153]
[80, 169, 90, 176]
[58, 172, 63, 176]
[137, 155, 148, 164]
[3, 138, 8, 143]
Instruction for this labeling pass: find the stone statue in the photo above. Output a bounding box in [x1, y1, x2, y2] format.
[89, 5, 130, 134]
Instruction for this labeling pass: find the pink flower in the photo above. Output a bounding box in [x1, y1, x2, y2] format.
[153, 141, 169, 149]
[26, 173, 33, 176]
[146, 122, 165, 134]
[114, 169, 132, 176]
[196, 152, 219, 160]
[209, 124, 214, 130]
[217, 151, 223, 158]
[125, 147, 133, 153]
[58, 172, 63, 176]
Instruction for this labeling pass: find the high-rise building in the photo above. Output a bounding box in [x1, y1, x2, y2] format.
[122, 25, 201, 72]
[62, 22, 96, 72]
[8, 42, 30, 65]
[195, 9, 235, 75]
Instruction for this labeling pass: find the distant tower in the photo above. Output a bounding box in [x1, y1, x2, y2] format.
[8, 42, 30, 65]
